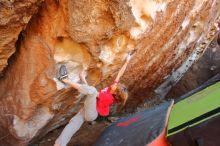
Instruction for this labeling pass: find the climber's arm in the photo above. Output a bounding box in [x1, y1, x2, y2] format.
[62, 79, 81, 91]
[110, 54, 132, 92]
[115, 54, 131, 82]
[115, 54, 132, 82]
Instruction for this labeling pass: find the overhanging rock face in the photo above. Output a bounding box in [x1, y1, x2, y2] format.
[0, 0, 43, 73]
[0, 0, 219, 145]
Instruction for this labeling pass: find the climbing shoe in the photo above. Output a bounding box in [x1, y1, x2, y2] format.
[57, 65, 68, 80]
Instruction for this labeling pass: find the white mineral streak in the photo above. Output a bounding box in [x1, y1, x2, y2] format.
[140, 1, 184, 69]
[155, 21, 219, 98]
[13, 107, 53, 139]
[176, 21, 203, 57]
[181, 19, 190, 29]
[175, 0, 205, 57]
[129, 0, 168, 39]
[99, 45, 115, 64]
[99, 35, 128, 64]
[191, 0, 207, 14]
[99, 35, 130, 79]
[153, 0, 208, 97]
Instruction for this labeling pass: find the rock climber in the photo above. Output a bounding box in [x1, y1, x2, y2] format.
[54, 53, 132, 146]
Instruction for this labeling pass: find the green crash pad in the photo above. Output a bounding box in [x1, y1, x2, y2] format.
[167, 81, 220, 136]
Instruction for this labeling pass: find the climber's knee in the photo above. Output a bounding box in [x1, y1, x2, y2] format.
[84, 111, 98, 121]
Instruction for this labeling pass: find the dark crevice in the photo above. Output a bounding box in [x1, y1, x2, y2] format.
[0, 30, 25, 78]
[217, 32, 220, 45]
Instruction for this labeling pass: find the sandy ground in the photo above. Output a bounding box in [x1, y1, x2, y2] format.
[30, 121, 110, 146]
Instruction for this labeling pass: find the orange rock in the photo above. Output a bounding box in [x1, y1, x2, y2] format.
[0, 0, 219, 145]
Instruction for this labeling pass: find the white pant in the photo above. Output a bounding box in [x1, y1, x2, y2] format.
[55, 84, 98, 146]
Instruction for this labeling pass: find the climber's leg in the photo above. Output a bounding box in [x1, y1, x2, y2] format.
[54, 84, 98, 146]
[78, 84, 98, 121]
[54, 109, 84, 146]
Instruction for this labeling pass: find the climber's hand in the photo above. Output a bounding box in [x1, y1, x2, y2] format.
[79, 68, 88, 85]
[126, 53, 132, 63]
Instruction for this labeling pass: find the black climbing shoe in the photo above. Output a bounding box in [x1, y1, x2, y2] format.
[57, 65, 68, 80]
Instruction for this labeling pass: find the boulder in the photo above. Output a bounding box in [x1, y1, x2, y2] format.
[0, 0, 219, 145]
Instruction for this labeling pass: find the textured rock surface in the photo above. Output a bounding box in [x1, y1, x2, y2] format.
[0, 0, 42, 73]
[122, 0, 220, 109]
[0, 0, 219, 145]
[167, 32, 220, 98]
